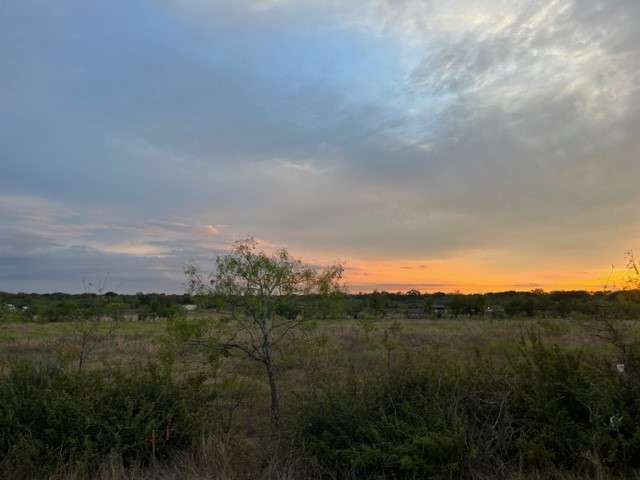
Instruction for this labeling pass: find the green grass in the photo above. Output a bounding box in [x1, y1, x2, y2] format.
[0, 318, 166, 339]
[0, 319, 168, 371]
[0, 315, 619, 371]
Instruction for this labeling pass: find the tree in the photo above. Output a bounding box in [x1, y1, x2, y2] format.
[185, 236, 344, 427]
[368, 290, 389, 317]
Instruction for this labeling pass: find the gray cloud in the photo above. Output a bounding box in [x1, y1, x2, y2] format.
[1, 0, 638, 292]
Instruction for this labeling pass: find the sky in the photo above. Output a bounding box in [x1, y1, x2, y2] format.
[1, 0, 639, 294]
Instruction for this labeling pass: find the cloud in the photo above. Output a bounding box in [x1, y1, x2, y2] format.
[0, 194, 226, 293]
[511, 283, 544, 288]
[1, 0, 638, 293]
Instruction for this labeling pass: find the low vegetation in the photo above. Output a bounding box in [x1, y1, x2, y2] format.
[0, 361, 208, 478]
[1, 310, 640, 478]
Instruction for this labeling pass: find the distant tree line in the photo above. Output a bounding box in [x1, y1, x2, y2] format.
[2, 288, 640, 323]
[344, 288, 640, 320]
[0, 292, 196, 322]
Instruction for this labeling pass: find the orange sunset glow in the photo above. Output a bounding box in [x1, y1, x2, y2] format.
[297, 250, 630, 295]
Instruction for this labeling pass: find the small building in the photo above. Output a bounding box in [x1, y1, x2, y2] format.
[432, 304, 447, 318]
[182, 304, 198, 312]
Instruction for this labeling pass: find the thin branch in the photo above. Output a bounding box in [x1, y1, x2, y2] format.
[217, 341, 263, 362]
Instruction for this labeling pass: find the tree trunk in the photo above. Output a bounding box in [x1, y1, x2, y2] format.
[264, 358, 280, 428]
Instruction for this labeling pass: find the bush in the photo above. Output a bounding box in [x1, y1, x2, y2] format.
[297, 333, 640, 479]
[0, 362, 211, 478]
[298, 367, 473, 479]
[508, 332, 640, 475]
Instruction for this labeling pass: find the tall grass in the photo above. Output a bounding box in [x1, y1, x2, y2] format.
[0, 315, 638, 478]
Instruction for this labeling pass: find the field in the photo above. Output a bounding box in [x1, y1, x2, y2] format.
[0, 315, 618, 366]
[0, 315, 620, 383]
[1, 313, 639, 479]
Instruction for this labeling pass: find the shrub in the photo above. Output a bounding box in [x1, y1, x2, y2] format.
[297, 333, 640, 479]
[298, 367, 472, 479]
[508, 331, 640, 475]
[0, 362, 211, 478]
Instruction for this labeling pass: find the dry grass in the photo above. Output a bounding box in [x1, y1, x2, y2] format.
[0, 314, 618, 382]
[0, 314, 633, 479]
[0, 320, 165, 370]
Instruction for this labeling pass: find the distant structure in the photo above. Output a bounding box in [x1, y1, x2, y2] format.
[182, 304, 198, 312]
[432, 304, 447, 318]
[485, 305, 507, 318]
[406, 308, 426, 319]
[3, 304, 28, 312]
